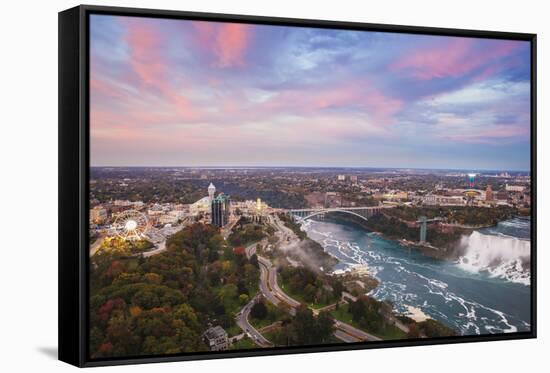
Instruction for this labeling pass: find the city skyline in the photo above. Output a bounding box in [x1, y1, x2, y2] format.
[90, 15, 531, 170]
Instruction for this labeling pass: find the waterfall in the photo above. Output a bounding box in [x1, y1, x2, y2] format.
[457, 231, 531, 285]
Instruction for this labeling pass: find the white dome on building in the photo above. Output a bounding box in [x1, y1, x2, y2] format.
[208, 182, 216, 203]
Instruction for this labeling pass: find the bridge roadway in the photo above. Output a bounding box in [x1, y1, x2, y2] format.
[287, 206, 390, 213]
[286, 205, 394, 223]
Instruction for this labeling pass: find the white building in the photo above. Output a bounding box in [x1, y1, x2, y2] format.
[190, 196, 211, 216]
[423, 194, 465, 206]
[505, 184, 525, 193]
[208, 182, 216, 203]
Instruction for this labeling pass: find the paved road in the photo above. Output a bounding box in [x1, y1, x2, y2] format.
[222, 218, 240, 240]
[258, 256, 301, 309]
[141, 240, 166, 258]
[244, 241, 283, 305]
[333, 329, 362, 343]
[235, 294, 273, 348]
[245, 218, 384, 344]
[258, 257, 282, 307]
[333, 319, 382, 341]
[258, 251, 377, 342]
[89, 236, 105, 257]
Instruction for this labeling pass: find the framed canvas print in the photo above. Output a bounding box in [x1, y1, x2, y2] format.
[58, 5, 537, 367]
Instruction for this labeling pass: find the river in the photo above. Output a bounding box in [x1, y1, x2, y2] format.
[300, 217, 532, 336]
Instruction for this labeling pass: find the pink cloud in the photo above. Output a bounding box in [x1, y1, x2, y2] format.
[192, 21, 252, 68]
[258, 80, 402, 126]
[391, 38, 521, 80]
[90, 77, 124, 100]
[117, 18, 197, 121]
[215, 24, 250, 67]
[123, 20, 164, 86]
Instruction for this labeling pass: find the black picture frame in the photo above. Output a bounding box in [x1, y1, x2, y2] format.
[59, 4, 537, 367]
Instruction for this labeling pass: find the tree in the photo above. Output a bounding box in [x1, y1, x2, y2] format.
[218, 284, 238, 311]
[249, 254, 259, 268]
[303, 284, 317, 303]
[144, 273, 162, 284]
[287, 307, 317, 345]
[174, 303, 200, 330]
[250, 301, 268, 320]
[315, 311, 335, 343]
[331, 279, 344, 299]
[417, 319, 456, 337]
[243, 263, 259, 289]
[132, 290, 160, 309]
[239, 294, 249, 305]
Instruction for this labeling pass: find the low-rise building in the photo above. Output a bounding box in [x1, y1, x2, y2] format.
[158, 214, 179, 225]
[423, 194, 465, 206]
[383, 191, 408, 201]
[505, 184, 525, 193]
[202, 326, 228, 351]
[90, 206, 108, 224]
[190, 196, 211, 216]
[168, 210, 186, 219]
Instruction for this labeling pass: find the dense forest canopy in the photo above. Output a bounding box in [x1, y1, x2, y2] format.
[89, 223, 259, 358]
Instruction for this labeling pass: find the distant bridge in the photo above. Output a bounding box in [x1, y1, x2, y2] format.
[286, 206, 391, 223]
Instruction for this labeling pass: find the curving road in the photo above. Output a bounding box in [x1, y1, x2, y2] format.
[258, 256, 300, 311]
[239, 219, 383, 345]
[235, 294, 273, 348]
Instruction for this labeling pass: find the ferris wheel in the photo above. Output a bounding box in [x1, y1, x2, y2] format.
[111, 210, 149, 241]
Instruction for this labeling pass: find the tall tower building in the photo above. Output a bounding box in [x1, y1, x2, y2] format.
[256, 197, 262, 212]
[467, 173, 476, 188]
[211, 194, 231, 228]
[208, 182, 216, 203]
[419, 216, 427, 243]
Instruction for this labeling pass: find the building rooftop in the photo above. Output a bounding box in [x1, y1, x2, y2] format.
[203, 325, 227, 340]
[213, 194, 230, 202]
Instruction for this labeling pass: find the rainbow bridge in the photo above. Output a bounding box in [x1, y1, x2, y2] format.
[286, 206, 391, 223]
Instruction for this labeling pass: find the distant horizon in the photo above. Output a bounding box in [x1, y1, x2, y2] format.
[90, 15, 531, 171]
[90, 164, 531, 173]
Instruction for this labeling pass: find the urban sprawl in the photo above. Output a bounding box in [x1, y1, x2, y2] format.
[89, 167, 530, 356]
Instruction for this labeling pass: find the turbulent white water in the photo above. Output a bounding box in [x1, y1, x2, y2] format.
[301, 218, 531, 335]
[457, 231, 531, 286]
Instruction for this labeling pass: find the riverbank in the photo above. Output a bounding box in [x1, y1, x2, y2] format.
[308, 213, 471, 261]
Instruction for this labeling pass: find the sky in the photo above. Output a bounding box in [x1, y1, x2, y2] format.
[90, 15, 531, 170]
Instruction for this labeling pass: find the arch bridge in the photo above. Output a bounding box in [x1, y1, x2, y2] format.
[287, 206, 389, 223]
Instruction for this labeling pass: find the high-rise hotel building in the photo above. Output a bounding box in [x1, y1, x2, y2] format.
[211, 194, 231, 228]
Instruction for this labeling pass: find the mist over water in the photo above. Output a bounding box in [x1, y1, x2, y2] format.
[301, 218, 531, 336]
[457, 229, 531, 286]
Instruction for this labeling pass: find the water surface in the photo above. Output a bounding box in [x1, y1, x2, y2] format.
[301, 218, 531, 335]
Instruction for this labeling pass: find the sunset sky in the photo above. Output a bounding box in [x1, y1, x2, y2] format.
[90, 15, 531, 170]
